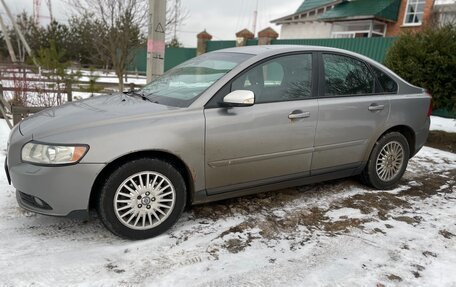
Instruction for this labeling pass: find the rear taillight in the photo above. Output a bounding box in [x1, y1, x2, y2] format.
[425, 91, 432, 117]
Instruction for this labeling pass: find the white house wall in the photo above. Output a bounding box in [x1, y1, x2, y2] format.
[280, 22, 333, 39]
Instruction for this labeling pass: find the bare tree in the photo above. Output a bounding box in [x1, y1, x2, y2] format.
[69, 0, 147, 91]
[166, 0, 189, 45]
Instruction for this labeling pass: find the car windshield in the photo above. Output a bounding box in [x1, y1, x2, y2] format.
[140, 52, 253, 107]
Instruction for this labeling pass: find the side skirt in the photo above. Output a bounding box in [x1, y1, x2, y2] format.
[192, 162, 365, 205]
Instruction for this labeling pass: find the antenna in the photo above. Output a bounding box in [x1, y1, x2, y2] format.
[33, 0, 41, 25]
[252, 0, 258, 35]
[47, 0, 53, 22]
[173, 0, 179, 40]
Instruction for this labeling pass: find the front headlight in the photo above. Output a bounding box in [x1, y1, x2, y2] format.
[21, 142, 89, 165]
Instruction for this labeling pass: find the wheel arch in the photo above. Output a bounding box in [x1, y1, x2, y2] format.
[89, 150, 195, 210]
[377, 125, 416, 157]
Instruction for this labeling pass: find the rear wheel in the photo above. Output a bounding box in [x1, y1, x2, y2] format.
[97, 158, 186, 240]
[361, 132, 410, 189]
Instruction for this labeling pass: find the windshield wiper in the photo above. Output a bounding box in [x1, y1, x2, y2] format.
[124, 90, 157, 103]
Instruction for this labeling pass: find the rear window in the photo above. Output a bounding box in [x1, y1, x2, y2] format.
[372, 67, 398, 93]
[323, 54, 375, 96]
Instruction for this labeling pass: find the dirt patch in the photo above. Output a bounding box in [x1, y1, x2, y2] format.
[374, 228, 386, 234]
[426, 131, 456, 153]
[387, 274, 402, 282]
[215, 204, 367, 249]
[399, 170, 456, 198]
[410, 263, 426, 279]
[192, 188, 306, 221]
[323, 218, 365, 234]
[105, 263, 125, 274]
[336, 192, 411, 220]
[393, 216, 421, 225]
[191, 157, 454, 254]
[439, 230, 455, 239]
[223, 238, 247, 254]
[422, 251, 437, 258]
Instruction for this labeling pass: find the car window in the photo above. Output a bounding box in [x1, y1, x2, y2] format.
[372, 66, 398, 93]
[231, 54, 313, 103]
[140, 52, 253, 107]
[323, 54, 375, 96]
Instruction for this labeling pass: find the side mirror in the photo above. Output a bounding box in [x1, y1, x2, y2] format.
[222, 90, 255, 107]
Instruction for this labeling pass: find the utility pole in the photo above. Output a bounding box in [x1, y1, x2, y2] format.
[146, 0, 166, 83]
[0, 0, 39, 66]
[252, 0, 259, 36]
[0, 13, 17, 62]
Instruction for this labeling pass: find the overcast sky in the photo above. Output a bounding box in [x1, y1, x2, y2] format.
[1, 0, 302, 47]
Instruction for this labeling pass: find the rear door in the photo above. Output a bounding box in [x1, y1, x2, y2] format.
[311, 53, 390, 173]
[204, 53, 318, 194]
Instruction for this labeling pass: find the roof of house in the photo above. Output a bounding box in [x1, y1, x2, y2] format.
[271, 0, 340, 23]
[295, 0, 339, 13]
[319, 0, 402, 22]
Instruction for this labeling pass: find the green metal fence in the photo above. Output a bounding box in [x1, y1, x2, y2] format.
[204, 37, 396, 62]
[128, 47, 196, 73]
[271, 37, 397, 63]
[128, 48, 147, 73]
[206, 40, 236, 52]
[164, 47, 196, 71]
[129, 37, 397, 74]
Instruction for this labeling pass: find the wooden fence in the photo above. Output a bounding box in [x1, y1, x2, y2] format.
[0, 64, 145, 128]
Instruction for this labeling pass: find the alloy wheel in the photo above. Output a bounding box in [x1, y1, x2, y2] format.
[375, 141, 405, 182]
[113, 171, 176, 230]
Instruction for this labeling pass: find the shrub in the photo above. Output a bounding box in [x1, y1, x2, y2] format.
[385, 24, 456, 112]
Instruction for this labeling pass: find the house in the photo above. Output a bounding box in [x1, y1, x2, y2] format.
[271, 0, 436, 39]
[433, 0, 456, 25]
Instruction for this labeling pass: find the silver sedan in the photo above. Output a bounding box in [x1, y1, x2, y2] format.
[6, 45, 431, 239]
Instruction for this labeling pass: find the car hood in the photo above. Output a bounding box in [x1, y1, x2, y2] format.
[19, 93, 179, 138]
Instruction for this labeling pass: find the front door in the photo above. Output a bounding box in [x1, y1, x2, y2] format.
[204, 53, 318, 194]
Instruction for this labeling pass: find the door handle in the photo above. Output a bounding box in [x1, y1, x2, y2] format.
[368, 104, 385, 112]
[288, 111, 310, 119]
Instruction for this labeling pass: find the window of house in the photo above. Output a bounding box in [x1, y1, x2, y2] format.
[404, 0, 426, 25]
[231, 54, 313, 103]
[331, 20, 386, 38]
[323, 54, 375, 96]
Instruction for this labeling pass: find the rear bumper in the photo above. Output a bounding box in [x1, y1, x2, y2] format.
[414, 117, 431, 156]
[9, 162, 105, 217]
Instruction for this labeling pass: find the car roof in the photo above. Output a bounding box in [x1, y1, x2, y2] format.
[212, 44, 351, 56]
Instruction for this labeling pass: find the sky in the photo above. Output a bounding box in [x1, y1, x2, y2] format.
[1, 0, 303, 47]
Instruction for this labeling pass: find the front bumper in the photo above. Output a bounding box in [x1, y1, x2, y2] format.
[8, 161, 105, 217]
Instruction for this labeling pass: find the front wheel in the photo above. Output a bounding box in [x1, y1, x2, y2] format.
[97, 158, 186, 240]
[361, 132, 410, 189]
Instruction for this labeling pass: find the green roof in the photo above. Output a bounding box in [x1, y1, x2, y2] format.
[296, 0, 339, 13]
[319, 0, 401, 22]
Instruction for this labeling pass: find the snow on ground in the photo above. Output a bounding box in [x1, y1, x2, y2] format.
[431, 116, 456, 133]
[77, 75, 147, 85]
[0, 120, 455, 287]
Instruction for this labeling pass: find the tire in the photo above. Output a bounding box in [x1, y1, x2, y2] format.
[361, 132, 410, 190]
[97, 158, 186, 240]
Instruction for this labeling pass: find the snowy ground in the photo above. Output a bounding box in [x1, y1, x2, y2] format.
[431, 116, 456, 133]
[0, 120, 455, 287]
